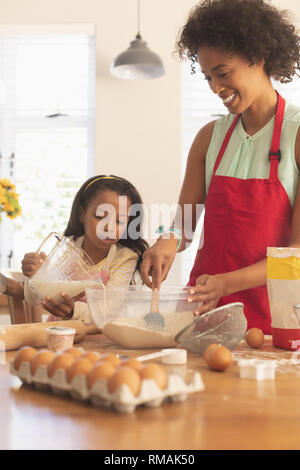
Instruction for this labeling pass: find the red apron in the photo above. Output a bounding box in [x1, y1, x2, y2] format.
[188, 92, 292, 334]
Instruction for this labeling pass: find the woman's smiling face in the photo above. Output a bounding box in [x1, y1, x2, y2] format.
[197, 46, 267, 114]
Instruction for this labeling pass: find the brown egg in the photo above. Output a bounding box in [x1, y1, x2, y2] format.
[64, 347, 82, 359]
[108, 366, 141, 396]
[139, 363, 167, 390]
[66, 358, 94, 383]
[203, 343, 221, 364]
[87, 360, 116, 389]
[101, 353, 122, 367]
[30, 349, 55, 375]
[80, 351, 101, 364]
[13, 346, 37, 370]
[121, 358, 142, 371]
[48, 352, 75, 378]
[245, 328, 264, 349]
[206, 345, 232, 371]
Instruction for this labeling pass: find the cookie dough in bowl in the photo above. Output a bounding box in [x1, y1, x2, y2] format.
[102, 311, 194, 349]
[86, 285, 200, 349]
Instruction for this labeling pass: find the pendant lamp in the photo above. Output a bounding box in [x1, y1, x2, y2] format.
[110, 0, 165, 80]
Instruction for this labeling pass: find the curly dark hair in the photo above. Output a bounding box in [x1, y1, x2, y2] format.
[176, 0, 300, 83]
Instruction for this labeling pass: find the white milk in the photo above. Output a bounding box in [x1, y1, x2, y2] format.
[30, 279, 100, 301]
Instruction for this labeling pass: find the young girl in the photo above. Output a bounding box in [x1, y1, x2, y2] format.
[22, 175, 148, 323]
[141, 0, 300, 334]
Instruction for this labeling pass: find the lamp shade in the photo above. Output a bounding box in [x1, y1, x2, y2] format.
[110, 34, 165, 80]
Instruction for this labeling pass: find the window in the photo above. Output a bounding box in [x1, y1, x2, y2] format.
[181, 60, 300, 283]
[0, 28, 95, 269]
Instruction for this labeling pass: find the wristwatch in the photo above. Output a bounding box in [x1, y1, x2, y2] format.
[0, 273, 7, 295]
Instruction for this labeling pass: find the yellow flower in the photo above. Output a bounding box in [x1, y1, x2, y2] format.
[9, 190, 19, 199]
[4, 202, 14, 212]
[0, 178, 21, 219]
[7, 211, 19, 219]
[0, 178, 15, 190]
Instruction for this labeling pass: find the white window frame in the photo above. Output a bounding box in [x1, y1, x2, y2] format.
[0, 25, 96, 268]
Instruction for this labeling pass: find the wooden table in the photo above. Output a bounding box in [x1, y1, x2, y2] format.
[1, 334, 300, 450]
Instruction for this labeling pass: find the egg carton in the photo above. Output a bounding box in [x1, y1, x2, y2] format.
[9, 359, 204, 413]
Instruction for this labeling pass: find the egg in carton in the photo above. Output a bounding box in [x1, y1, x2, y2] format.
[48, 346, 88, 395]
[10, 360, 52, 390]
[88, 369, 204, 413]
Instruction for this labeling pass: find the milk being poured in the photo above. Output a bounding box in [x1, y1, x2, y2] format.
[30, 279, 100, 301]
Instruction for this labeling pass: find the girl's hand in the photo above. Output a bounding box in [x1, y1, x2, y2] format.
[188, 274, 228, 316]
[141, 238, 178, 289]
[41, 292, 79, 320]
[21, 252, 46, 277]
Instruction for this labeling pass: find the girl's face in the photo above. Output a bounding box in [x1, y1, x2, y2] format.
[80, 189, 131, 250]
[197, 46, 268, 114]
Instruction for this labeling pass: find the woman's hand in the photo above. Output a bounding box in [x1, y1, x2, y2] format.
[21, 252, 46, 277]
[188, 274, 228, 316]
[41, 292, 79, 320]
[141, 238, 178, 289]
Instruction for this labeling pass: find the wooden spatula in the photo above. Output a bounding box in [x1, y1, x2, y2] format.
[143, 288, 165, 329]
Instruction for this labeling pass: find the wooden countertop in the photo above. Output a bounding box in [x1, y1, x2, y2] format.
[1, 334, 300, 450]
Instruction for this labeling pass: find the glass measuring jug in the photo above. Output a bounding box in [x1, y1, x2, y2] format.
[28, 232, 103, 301]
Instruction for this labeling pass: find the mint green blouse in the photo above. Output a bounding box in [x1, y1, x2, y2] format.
[205, 101, 300, 206]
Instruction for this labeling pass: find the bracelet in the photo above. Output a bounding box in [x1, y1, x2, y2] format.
[156, 225, 182, 251]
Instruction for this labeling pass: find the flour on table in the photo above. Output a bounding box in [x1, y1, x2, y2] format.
[232, 350, 300, 375]
[102, 311, 194, 349]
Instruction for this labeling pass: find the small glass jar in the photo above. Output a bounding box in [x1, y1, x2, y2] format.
[46, 326, 76, 352]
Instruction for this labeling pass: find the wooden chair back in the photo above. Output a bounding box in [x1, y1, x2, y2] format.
[2, 269, 43, 324]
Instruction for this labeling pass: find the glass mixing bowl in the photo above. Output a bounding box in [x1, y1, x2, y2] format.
[175, 302, 247, 355]
[85, 285, 201, 349]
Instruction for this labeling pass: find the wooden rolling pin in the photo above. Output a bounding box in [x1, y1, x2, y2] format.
[0, 320, 100, 351]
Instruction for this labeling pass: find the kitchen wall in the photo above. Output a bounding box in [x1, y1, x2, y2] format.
[0, 0, 299, 284]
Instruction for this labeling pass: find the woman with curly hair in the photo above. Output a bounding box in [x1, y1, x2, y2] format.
[141, 0, 300, 334]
